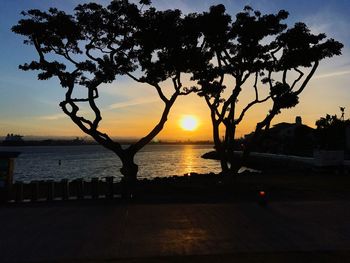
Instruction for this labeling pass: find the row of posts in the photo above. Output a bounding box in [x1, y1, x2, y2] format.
[10, 176, 117, 203]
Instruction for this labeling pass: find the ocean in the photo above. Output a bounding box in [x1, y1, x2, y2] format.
[0, 144, 221, 182]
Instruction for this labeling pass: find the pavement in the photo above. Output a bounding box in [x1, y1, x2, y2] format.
[1, 200, 350, 262]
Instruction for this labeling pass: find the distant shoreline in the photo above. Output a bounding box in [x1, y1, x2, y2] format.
[0, 140, 214, 147]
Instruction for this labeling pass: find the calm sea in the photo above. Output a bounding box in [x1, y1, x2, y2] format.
[0, 144, 221, 182]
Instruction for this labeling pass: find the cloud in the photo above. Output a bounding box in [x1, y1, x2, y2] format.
[314, 70, 350, 79]
[37, 97, 161, 121]
[108, 96, 160, 110]
[302, 5, 350, 42]
[38, 113, 66, 120]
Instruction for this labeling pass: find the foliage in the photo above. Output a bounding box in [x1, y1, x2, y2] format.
[12, 1, 344, 178]
[191, 5, 343, 173]
[315, 110, 350, 150]
[12, 0, 197, 183]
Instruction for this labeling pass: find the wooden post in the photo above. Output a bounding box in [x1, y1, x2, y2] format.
[105, 177, 114, 199]
[15, 181, 23, 203]
[76, 179, 84, 200]
[61, 179, 69, 200]
[91, 177, 99, 199]
[5, 182, 12, 202]
[0, 152, 20, 202]
[30, 181, 39, 202]
[47, 180, 54, 201]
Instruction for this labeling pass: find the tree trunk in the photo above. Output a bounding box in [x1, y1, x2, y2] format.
[225, 120, 240, 175]
[119, 153, 138, 199]
[242, 122, 263, 165]
[219, 151, 229, 173]
[212, 122, 229, 173]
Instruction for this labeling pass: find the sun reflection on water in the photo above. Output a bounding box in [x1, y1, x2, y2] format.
[7, 144, 222, 181]
[182, 145, 195, 174]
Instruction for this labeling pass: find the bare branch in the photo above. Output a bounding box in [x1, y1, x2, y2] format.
[219, 95, 234, 121]
[88, 85, 102, 129]
[282, 69, 287, 85]
[235, 95, 271, 125]
[173, 72, 182, 92]
[270, 46, 281, 63]
[219, 50, 230, 67]
[172, 77, 177, 90]
[126, 74, 170, 104]
[205, 95, 219, 123]
[223, 49, 233, 65]
[253, 72, 259, 100]
[268, 70, 273, 90]
[126, 72, 143, 82]
[241, 71, 251, 84]
[291, 67, 304, 90]
[60, 84, 123, 154]
[221, 79, 242, 122]
[79, 116, 93, 128]
[153, 83, 169, 103]
[294, 61, 319, 96]
[71, 98, 90, 102]
[85, 40, 103, 63]
[130, 92, 179, 154]
[234, 72, 271, 125]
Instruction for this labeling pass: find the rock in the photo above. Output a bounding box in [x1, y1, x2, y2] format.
[201, 151, 220, 160]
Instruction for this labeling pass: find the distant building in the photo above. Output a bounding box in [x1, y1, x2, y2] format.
[4, 134, 23, 142]
[2, 134, 24, 146]
[72, 137, 85, 145]
[245, 116, 315, 156]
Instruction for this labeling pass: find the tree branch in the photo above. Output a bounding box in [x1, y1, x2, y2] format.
[241, 71, 251, 84]
[268, 70, 273, 90]
[235, 95, 271, 125]
[85, 41, 103, 63]
[253, 72, 259, 99]
[291, 67, 304, 90]
[294, 61, 319, 96]
[130, 92, 178, 154]
[88, 85, 102, 129]
[60, 84, 123, 154]
[153, 83, 169, 103]
[126, 72, 143, 82]
[282, 69, 287, 85]
[270, 46, 281, 63]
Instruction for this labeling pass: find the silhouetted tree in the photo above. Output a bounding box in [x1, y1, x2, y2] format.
[193, 6, 343, 174]
[340, 106, 345, 121]
[315, 109, 350, 150]
[12, 1, 197, 187]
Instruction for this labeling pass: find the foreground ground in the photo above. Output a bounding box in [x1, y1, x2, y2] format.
[1, 200, 350, 262]
[1, 172, 350, 262]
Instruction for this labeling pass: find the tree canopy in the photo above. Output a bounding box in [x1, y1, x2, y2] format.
[13, 1, 344, 181]
[190, 5, 343, 173]
[12, 0, 198, 185]
[315, 108, 350, 150]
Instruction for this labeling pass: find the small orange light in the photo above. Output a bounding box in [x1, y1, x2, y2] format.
[259, 191, 266, 197]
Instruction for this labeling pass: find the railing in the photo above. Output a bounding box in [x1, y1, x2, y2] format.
[6, 177, 122, 203]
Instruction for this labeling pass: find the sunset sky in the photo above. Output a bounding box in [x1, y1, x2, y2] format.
[0, 0, 349, 141]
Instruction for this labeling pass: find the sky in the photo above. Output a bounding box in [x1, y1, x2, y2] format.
[0, 0, 350, 141]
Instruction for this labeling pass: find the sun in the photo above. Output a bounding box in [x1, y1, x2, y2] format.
[180, 115, 198, 131]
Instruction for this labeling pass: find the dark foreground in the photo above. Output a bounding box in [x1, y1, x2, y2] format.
[2, 172, 350, 262]
[1, 199, 350, 262]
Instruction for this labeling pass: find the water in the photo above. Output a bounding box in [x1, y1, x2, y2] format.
[0, 144, 221, 182]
